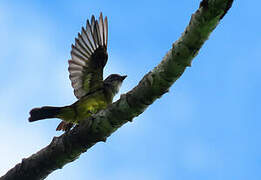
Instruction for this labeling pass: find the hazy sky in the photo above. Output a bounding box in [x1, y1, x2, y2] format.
[0, 1, 260, 180]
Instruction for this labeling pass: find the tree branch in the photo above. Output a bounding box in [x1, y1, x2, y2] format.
[0, 0, 234, 179]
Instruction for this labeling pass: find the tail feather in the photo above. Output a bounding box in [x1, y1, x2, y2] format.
[29, 106, 62, 122]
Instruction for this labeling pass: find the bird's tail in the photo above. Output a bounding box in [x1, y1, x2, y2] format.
[28, 106, 63, 122]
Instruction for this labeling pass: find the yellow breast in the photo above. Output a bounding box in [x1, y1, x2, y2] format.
[74, 91, 108, 122]
[58, 90, 108, 124]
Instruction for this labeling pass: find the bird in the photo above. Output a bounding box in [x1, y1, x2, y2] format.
[28, 13, 127, 131]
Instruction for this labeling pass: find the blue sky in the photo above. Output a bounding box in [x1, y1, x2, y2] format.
[0, 0, 260, 180]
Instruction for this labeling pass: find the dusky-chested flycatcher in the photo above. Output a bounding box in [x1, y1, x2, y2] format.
[28, 13, 127, 131]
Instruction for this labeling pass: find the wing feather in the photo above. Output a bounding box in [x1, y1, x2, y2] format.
[69, 74, 82, 84]
[104, 16, 108, 48]
[81, 27, 95, 52]
[71, 44, 89, 60]
[99, 13, 104, 46]
[72, 80, 83, 89]
[68, 60, 84, 71]
[70, 52, 86, 67]
[77, 33, 92, 56]
[69, 13, 108, 99]
[91, 16, 99, 48]
[86, 20, 97, 49]
[95, 21, 102, 47]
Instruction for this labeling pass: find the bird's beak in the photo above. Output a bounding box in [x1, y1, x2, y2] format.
[121, 75, 127, 81]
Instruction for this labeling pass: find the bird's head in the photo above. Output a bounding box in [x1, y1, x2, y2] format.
[104, 74, 127, 95]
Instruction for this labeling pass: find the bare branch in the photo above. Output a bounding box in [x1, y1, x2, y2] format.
[0, 0, 234, 179]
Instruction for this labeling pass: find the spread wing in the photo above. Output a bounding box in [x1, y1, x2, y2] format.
[68, 13, 108, 99]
